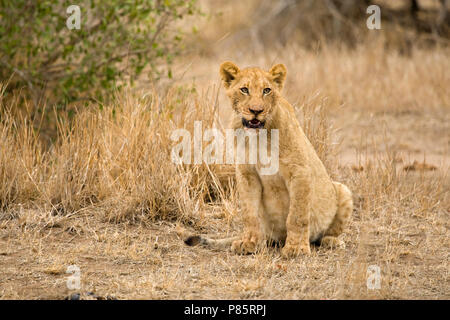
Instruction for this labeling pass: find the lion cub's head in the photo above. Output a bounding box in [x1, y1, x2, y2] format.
[220, 61, 287, 129]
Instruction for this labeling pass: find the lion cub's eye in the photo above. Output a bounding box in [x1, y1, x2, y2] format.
[263, 88, 271, 95]
[240, 87, 249, 94]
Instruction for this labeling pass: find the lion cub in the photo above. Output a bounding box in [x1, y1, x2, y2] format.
[183, 62, 353, 258]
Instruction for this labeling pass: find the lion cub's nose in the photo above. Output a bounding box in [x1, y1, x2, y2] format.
[249, 108, 263, 116]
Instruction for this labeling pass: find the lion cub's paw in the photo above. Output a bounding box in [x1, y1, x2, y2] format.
[320, 236, 345, 250]
[232, 239, 259, 255]
[281, 243, 311, 258]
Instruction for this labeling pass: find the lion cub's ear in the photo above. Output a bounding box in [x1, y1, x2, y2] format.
[269, 64, 287, 90]
[220, 61, 240, 88]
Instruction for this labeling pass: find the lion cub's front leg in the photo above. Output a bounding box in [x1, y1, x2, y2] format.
[232, 166, 264, 255]
[281, 170, 312, 258]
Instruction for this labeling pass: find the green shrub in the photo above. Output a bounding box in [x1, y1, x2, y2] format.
[0, 0, 197, 104]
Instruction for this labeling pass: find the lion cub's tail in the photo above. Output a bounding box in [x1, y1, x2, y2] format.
[176, 225, 238, 250]
[184, 234, 239, 249]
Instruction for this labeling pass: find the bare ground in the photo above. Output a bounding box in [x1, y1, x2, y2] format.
[1, 106, 448, 300]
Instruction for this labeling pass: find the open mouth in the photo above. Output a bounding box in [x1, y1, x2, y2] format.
[242, 118, 265, 129]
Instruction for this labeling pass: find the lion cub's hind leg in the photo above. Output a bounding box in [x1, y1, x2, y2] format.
[320, 182, 353, 250]
[231, 234, 263, 255]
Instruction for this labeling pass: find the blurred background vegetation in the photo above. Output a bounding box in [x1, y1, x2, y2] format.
[0, 0, 198, 106]
[0, 0, 448, 124]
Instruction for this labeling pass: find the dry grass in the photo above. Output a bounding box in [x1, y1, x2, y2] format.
[1, 0, 449, 299]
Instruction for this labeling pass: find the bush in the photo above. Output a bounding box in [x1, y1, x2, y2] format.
[0, 0, 198, 105]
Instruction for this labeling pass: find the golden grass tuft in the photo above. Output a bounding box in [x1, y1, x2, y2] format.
[1, 76, 339, 227]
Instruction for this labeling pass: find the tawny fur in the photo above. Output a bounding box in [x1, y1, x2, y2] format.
[183, 62, 353, 258]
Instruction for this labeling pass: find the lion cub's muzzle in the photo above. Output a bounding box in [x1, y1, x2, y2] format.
[242, 118, 265, 129]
